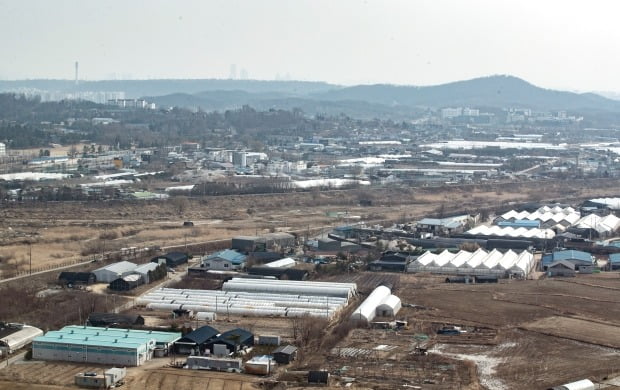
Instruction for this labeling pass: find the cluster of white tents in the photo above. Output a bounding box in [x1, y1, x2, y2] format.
[574, 213, 620, 236]
[497, 206, 581, 229]
[407, 248, 535, 278]
[138, 280, 357, 319]
[466, 225, 555, 239]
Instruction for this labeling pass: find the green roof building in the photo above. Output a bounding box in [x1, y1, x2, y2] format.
[33, 325, 180, 366]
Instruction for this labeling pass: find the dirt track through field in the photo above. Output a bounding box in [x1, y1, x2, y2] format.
[522, 316, 620, 349]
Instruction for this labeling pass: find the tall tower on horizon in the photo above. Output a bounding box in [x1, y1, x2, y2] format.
[74, 61, 79, 85]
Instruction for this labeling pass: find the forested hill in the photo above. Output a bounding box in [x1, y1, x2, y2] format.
[311, 75, 620, 112]
[2, 75, 620, 115]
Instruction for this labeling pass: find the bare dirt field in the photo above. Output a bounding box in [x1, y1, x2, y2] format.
[389, 273, 620, 389]
[0, 361, 260, 390]
[522, 316, 620, 348]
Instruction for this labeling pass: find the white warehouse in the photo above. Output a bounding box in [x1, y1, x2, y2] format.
[93, 261, 138, 283]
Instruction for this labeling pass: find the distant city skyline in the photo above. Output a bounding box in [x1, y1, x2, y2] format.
[1, 0, 620, 92]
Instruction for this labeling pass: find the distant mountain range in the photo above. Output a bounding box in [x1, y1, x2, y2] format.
[2, 75, 620, 118]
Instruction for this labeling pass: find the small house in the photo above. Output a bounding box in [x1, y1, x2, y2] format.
[202, 249, 247, 271]
[206, 328, 254, 355]
[369, 252, 412, 272]
[273, 345, 298, 364]
[174, 325, 220, 355]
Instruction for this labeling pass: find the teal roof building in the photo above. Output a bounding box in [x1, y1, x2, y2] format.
[33, 325, 180, 366]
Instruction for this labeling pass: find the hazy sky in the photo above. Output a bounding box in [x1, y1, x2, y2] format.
[2, 0, 620, 91]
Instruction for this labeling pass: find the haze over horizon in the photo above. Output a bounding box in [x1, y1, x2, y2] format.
[2, 0, 620, 93]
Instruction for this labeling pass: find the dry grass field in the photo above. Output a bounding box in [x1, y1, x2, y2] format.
[2, 177, 617, 276]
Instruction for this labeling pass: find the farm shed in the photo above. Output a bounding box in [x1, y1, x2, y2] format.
[258, 335, 280, 346]
[150, 251, 188, 268]
[0, 323, 43, 354]
[202, 249, 247, 271]
[308, 370, 330, 384]
[87, 313, 145, 327]
[247, 266, 309, 280]
[32, 325, 181, 366]
[207, 328, 254, 355]
[93, 261, 138, 283]
[174, 325, 220, 355]
[263, 232, 296, 249]
[608, 253, 620, 270]
[185, 356, 242, 372]
[195, 312, 217, 321]
[245, 355, 276, 375]
[273, 345, 298, 364]
[318, 237, 342, 251]
[369, 252, 413, 272]
[108, 274, 143, 291]
[133, 262, 160, 283]
[58, 272, 96, 286]
[416, 215, 472, 235]
[548, 378, 595, 390]
[74, 368, 126, 389]
[551, 250, 593, 267]
[232, 236, 266, 252]
[547, 260, 577, 277]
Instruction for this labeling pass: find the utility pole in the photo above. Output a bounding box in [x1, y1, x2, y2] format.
[29, 241, 32, 275]
[101, 225, 107, 262]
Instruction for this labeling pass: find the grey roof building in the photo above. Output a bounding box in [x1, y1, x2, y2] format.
[93, 261, 138, 283]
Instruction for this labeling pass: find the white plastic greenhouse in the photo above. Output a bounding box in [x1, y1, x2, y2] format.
[350, 286, 393, 323]
[139, 284, 354, 320]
